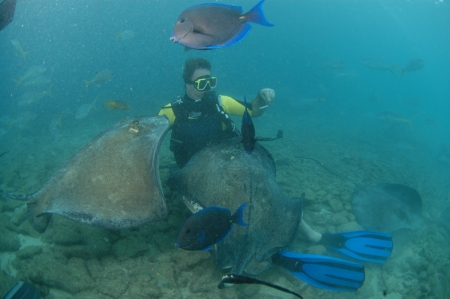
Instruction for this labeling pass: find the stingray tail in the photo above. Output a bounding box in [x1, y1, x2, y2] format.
[0, 189, 32, 201]
[0, 189, 51, 233]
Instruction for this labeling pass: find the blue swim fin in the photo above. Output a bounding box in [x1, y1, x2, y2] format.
[272, 251, 365, 292]
[318, 231, 393, 264]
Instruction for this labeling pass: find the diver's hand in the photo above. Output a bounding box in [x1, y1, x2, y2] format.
[258, 88, 275, 105]
[251, 88, 275, 117]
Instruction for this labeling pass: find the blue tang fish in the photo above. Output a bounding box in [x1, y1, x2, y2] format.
[175, 203, 248, 251]
[241, 96, 256, 154]
[170, 0, 274, 50]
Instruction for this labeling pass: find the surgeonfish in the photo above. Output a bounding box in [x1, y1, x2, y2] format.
[175, 203, 248, 251]
[170, 0, 273, 50]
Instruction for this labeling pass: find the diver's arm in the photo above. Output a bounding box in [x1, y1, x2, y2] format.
[251, 88, 275, 117]
[157, 104, 176, 125]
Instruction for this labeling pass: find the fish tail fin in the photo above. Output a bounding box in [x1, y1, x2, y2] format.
[83, 80, 90, 89]
[232, 203, 248, 226]
[390, 65, 403, 77]
[244, 0, 274, 27]
[406, 114, 417, 132]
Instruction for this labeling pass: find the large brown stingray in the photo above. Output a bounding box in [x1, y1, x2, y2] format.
[0, 116, 170, 232]
[168, 140, 303, 275]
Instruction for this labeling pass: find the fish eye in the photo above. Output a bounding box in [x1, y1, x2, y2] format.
[185, 229, 191, 234]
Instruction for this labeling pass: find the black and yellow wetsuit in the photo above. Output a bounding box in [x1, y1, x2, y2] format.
[158, 91, 253, 167]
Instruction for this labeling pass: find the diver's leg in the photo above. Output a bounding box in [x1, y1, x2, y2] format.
[300, 219, 393, 263]
[299, 220, 322, 243]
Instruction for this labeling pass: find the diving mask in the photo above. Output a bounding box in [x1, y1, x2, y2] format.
[188, 75, 217, 91]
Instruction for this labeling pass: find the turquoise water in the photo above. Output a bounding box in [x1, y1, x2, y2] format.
[1, 0, 450, 298]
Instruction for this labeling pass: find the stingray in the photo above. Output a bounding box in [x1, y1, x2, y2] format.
[168, 140, 303, 275]
[300, 157, 422, 233]
[0, 116, 171, 232]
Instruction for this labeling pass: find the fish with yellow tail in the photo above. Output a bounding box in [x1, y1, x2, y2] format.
[376, 111, 417, 132]
[115, 30, 135, 41]
[83, 70, 113, 89]
[11, 39, 29, 62]
[104, 100, 130, 110]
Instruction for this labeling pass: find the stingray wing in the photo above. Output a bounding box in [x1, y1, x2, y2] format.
[26, 116, 170, 232]
[351, 183, 422, 233]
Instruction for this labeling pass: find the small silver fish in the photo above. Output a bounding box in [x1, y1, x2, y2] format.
[402, 58, 426, 73]
[18, 88, 52, 106]
[83, 70, 114, 89]
[376, 111, 416, 132]
[13, 66, 47, 89]
[361, 58, 402, 77]
[75, 99, 97, 119]
[11, 39, 28, 62]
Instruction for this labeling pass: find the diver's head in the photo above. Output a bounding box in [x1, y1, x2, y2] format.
[184, 58, 217, 100]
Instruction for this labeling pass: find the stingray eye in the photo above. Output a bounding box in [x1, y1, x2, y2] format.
[180, 18, 185, 23]
[185, 229, 191, 234]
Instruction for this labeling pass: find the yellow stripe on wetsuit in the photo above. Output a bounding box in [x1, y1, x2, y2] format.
[157, 95, 252, 126]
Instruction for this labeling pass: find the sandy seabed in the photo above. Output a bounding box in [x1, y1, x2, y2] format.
[0, 113, 449, 299]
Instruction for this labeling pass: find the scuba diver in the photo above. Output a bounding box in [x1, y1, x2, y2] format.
[157, 57, 275, 167]
[164, 58, 393, 295]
